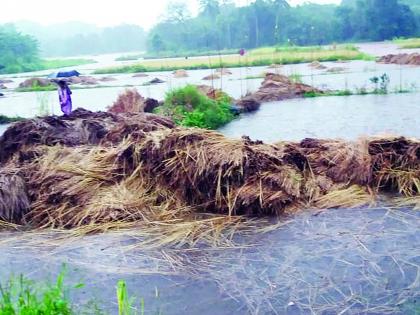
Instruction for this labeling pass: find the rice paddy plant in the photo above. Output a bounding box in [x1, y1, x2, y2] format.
[117, 280, 144, 315]
[94, 46, 371, 74]
[0, 272, 146, 315]
[393, 37, 420, 49]
[0, 271, 73, 315]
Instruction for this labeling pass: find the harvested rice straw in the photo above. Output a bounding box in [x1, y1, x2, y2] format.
[315, 185, 376, 209]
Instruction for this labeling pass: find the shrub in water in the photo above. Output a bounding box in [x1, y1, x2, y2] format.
[158, 85, 234, 129]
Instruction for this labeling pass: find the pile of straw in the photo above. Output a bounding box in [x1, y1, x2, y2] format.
[0, 110, 418, 245]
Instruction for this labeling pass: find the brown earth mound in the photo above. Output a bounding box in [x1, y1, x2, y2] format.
[235, 96, 261, 112]
[98, 76, 117, 82]
[0, 110, 418, 228]
[202, 74, 220, 80]
[242, 73, 323, 103]
[326, 67, 347, 73]
[19, 78, 51, 88]
[132, 73, 149, 78]
[378, 53, 420, 65]
[308, 61, 327, 70]
[147, 78, 165, 84]
[173, 69, 189, 78]
[216, 68, 233, 75]
[68, 76, 99, 85]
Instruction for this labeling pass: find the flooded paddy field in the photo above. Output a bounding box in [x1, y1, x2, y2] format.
[0, 42, 419, 314]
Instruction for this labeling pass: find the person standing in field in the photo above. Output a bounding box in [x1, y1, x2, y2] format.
[57, 80, 72, 115]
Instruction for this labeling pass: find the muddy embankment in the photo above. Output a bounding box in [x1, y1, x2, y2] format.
[0, 108, 418, 233]
[378, 53, 420, 65]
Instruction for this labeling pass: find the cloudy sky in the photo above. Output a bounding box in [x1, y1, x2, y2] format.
[2, 0, 341, 29]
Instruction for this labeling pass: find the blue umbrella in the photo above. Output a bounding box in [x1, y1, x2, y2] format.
[48, 70, 80, 79]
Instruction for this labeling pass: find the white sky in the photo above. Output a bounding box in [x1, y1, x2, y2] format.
[1, 0, 341, 30]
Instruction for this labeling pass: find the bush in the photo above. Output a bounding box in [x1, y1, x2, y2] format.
[158, 85, 234, 129]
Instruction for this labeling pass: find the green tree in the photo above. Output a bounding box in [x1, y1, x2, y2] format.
[0, 25, 40, 74]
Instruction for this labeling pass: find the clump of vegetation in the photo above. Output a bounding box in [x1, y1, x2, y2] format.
[0, 272, 144, 315]
[115, 54, 143, 62]
[0, 115, 25, 124]
[289, 73, 303, 84]
[0, 271, 73, 314]
[16, 82, 56, 93]
[0, 24, 95, 75]
[143, 48, 238, 60]
[393, 37, 420, 49]
[157, 85, 234, 129]
[117, 280, 144, 315]
[40, 58, 96, 70]
[370, 73, 390, 94]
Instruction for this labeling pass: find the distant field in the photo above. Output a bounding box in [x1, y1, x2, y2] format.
[40, 58, 97, 70]
[94, 45, 372, 74]
[393, 38, 420, 49]
[115, 54, 143, 61]
[142, 48, 238, 60]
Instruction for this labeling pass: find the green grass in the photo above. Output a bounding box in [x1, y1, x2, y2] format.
[142, 48, 238, 60]
[40, 58, 96, 69]
[0, 115, 25, 124]
[16, 85, 57, 92]
[0, 271, 74, 315]
[115, 54, 144, 62]
[393, 37, 420, 49]
[0, 59, 96, 75]
[303, 87, 415, 98]
[116, 280, 144, 315]
[0, 272, 145, 315]
[156, 85, 234, 129]
[94, 45, 372, 74]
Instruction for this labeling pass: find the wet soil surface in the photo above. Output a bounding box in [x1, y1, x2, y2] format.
[0, 207, 418, 314]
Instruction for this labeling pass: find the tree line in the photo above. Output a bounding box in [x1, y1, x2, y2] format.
[147, 0, 420, 53]
[0, 25, 40, 74]
[2, 0, 420, 74]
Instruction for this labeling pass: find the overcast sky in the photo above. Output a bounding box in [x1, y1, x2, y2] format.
[2, 0, 341, 29]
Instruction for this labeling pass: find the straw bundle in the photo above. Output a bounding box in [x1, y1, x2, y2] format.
[0, 109, 418, 245]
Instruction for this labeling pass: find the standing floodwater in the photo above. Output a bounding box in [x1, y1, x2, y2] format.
[0, 207, 418, 315]
[220, 92, 420, 142]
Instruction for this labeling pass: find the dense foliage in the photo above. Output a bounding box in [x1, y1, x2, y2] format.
[158, 85, 234, 129]
[147, 0, 420, 54]
[0, 25, 40, 74]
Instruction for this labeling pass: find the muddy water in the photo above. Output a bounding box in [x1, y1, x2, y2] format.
[0, 124, 9, 135]
[0, 60, 419, 122]
[0, 207, 418, 314]
[220, 92, 420, 142]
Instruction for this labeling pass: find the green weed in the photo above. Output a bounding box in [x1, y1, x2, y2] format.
[156, 85, 234, 129]
[0, 271, 73, 315]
